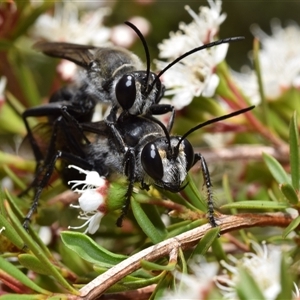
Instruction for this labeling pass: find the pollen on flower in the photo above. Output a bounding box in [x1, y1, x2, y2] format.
[68, 165, 108, 234]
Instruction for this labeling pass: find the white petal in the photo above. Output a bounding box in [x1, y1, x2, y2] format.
[78, 190, 104, 212]
[87, 212, 103, 234]
[85, 171, 106, 187]
[214, 43, 229, 64]
[202, 73, 219, 97]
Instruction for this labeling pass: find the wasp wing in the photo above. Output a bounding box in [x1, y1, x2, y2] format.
[81, 121, 108, 135]
[19, 123, 54, 160]
[33, 42, 97, 69]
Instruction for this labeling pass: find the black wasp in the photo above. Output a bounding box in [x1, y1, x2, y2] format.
[23, 106, 254, 229]
[22, 21, 248, 228]
[23, 21, 244, 165]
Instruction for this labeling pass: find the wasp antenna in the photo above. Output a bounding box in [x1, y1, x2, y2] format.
[124, 21, 151, 92]
[147, 115, 172, 150]
[176, 105, 255, 150]
[150, 36, 245, 91]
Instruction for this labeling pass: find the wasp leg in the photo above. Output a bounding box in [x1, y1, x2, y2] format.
[21, 104, 91, 197]
[22, 101, 91, 160]
[116, 148, 136, 227]
[23, 150, 93, 231]
[105, 121, 137, 226]
[23, 111, 92, 230]
[194, 153, 217, 228]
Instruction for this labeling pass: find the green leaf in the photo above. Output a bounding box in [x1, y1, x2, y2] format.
[263, 153, 290, 184]
[282, 215, 300, 238]
[0, 213, 24, 250]
[0, 256, 51, 295]
[61, 231, 127, 267]
[0, 295, 46, 300]
[149, 271, 170, 300]
[18, 254, 51, 275]
[135, 194, 167, 239]
[10, 50, 41, 107]
[220, 200, 289, 210]
[120, 274, 161, 291]
[103, 273, 161, 293]
[4, 192, 76, 293]
[141, 260, 175, 271]
[0, 103, 25, 135]
[236, 267, 266, 300]
[0, 151, 35, 172]
[131, 197, 164, 244]
[280, 183, 298, 204]
[181, 173, 207, 212]
[289, 112, 300, 190]
[189, 227, 220, 260]
[159, 188, 198, 212]
[211, 237, 227, 262]
[167, 220, 204, 238]
[276, 255, 293, 300]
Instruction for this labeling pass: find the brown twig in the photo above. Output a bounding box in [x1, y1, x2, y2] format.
[79, 212, 292, 299]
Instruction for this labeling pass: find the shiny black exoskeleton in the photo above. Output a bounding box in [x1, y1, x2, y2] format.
[22, 106, 254, 229]
[22, 21, 247, 229]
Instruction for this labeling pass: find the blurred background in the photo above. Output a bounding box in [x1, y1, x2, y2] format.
[109, 1, 300, 69]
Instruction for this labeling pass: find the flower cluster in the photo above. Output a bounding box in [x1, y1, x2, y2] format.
[68, 165, 108, 234]
[30, 2, 111, 45]
[160, 242, 294, 299]
[156, 0, 227, 109]
[232, 20, 300, 104]
[160, 257, 219, 299]
[215, 241, 283, 299]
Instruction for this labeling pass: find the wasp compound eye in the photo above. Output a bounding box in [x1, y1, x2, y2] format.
[182, 139, 194, 171]
[115, 74, 136, 110]
[141, 142, 163, 180]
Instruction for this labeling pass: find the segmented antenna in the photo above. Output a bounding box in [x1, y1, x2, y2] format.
[150, 36, 245, 92]
[175, 106, 255, 152]
[146, 115, 172, 152]
[124, 21, 151, 93]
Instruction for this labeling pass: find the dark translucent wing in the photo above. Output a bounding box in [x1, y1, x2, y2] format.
[33, 42, 97, 68]
[20, 119, 89, 160]
[19, 123, 54, 160]
[81, 121, 109, 135]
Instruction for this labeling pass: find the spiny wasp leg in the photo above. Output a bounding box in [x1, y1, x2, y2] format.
[194, 153, 217, 228]
[23, 150, 93, 230]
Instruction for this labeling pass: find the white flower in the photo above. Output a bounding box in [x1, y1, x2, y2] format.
[215, 241, 282, 300]
[111, 16, 151, 48]
[68, 165, 108, 234]
[293, 282, 300, 299]
[31, 2, 111, 45]
[160, 257, 219, 299]
[232, 20, 300, 104]
[0, 76, 7, 104]
[156, 1, 227, 109]
[38, 226, 52, 246]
